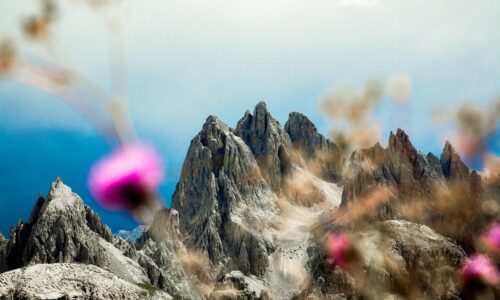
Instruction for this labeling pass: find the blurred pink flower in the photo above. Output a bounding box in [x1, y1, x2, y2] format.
[88, 143, 163, 215]
[461, 254, 500, 286]
[327, 232, 360, 270]
[482, 223, 500, 254]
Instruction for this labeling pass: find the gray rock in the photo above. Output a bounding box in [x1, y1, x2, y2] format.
[0, 263, 172, 300]
[440, 141, 482, 198]
[301, 220, 466, 299]
[441, 141, 471, 181]
[0, 233, 7, 273]
[0, 104, 484, 300]
[426, 152, 443, 176]
[284, 112, 342, 182]
[3, 178, 149, 284]
[341, 129, 458, 212]
[136, 208, 202, 300]
[210, 271, 270, 300]
[340, 129, 483, 251]
[235, 102, 293, 191]
[172, 115, 276, 277]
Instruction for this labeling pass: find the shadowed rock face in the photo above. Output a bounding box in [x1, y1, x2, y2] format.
[341, 129, 447, 210]
[133, 208, 202, 300]
[0, 234, 6, 273]
[235, 101, 293, 192]
[341, 129, 481, 208]
[0, 180, 200, 299]
[340, 129, 483, 251]
[302, 220, 466, 300]
[285, 112, 342, 182]
[172, 115, 276, 276]
[0, 103, 485, 300]
[1, 178, 149, 284]
[172, 103, 344, 279]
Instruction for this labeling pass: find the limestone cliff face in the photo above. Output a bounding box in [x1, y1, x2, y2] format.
[0, 263, 172, 300]
[340, 129, 483, 251]
[2, 178, 149, 284]
[284, 112, 342, 182]
[172, 103, 345, 280]
[302, 220, 466, 299]
[341, 129, 481, 210]
[441, 141, 483, 197]
[235, 101, 293, 192]
[135, 208, 201, 300]
[172, 115, 276, 276]
[0, 233, 6, 273]
[0, 103, 486, 300]
[341, 129, 447, 212]
[0, 179, 205, 299]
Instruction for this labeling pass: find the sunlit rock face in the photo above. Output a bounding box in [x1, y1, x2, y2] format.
[0, 103, 490, 300]
[135, 208, 201, 300]
[235, 101, 293, 192]
[301, 220, 466, 299]
[2, 178, 149, 284]
[285, 112, 342, 182]
[341, 129, 447, 210]
[170, 103, 483, 299]
[0, 263, 172, 300]
[340, 129, 483, 251]
[172, 114, 276, 277]
[0, 179, 201, 299]
[171, 102, 345, 281]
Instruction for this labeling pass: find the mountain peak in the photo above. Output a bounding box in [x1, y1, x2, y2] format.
[388, 128, 418, 164]
[440, 140, 470, 180]
[255, 100, 268, 112]
[285, 112, 319, 138]
[202, 115, 229, 132]
[285, 111, 342, 181]
[235, 102, 292, 191]
[47, 177, 73, 201]
[389, 128, 411, 148]
[442, 140, 456, 156]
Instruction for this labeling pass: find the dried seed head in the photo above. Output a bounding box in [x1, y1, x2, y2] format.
[23, 16, 50, 40]
[386, 73, 412, 103]
[0, 40, 16, 76]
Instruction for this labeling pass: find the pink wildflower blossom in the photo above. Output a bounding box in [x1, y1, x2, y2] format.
[88, 143, 163, 218]
[481, 223, 500, 254]
[327, 232, 361, 270]
[461, 254, 500, 287]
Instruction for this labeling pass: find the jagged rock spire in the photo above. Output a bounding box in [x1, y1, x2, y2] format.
[235, 101, 292, 191]
[440, 140, 470, 180]
[388, 128, 418, 163]
[172, 113, 274, 276]
[0, 231, 6, 273]
[2, 178, 148, 284]
[341, 129, 447, 212]
[285, 112, 342, 181]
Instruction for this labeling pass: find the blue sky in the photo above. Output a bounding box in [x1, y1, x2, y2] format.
[0, 0, 499, 234]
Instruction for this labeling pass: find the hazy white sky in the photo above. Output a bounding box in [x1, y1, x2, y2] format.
[0, 0, 499, 152]
[0, 0, 499, 233]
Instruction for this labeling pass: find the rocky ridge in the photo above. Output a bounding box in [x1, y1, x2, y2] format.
[0, 178, 195, 299]
[0, 102, 484, 299]
[0, 263, 171, 300]
[2, 178, 148, 284]
[340, 128, 483, 250]
[302, 220, 466, 299]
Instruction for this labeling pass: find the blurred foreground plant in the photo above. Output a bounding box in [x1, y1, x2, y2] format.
[0, 0, 163, 223]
